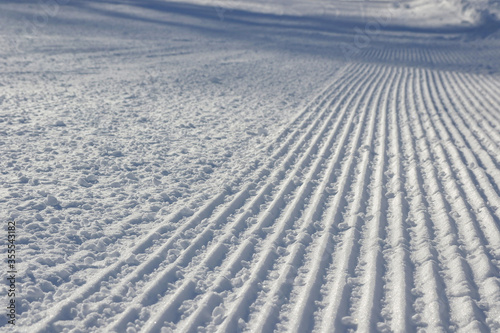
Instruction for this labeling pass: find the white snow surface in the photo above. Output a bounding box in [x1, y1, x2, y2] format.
[1, 0, 500, 332]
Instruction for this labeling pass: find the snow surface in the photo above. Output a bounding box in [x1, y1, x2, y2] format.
[1, 0, 500, 332]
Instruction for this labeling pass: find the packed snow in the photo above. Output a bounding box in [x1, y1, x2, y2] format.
[1, 0, 500, 332]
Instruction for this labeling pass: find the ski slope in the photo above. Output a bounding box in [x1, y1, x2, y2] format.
[1, 0, 500, 332]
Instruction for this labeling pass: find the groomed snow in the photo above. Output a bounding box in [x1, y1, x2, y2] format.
[1, 0, 500, 332]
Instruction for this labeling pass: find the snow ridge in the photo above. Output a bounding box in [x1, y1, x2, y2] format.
[26, 54, 500, 333]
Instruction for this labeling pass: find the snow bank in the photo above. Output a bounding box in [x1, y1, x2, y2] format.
[446, 0, 500, 25]
[161, 0, 500, 29]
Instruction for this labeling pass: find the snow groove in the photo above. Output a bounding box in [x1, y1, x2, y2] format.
[28, 59, 500, 333]
[108, 63, 500, 332]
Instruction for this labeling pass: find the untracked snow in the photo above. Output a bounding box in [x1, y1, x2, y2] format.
[1, 0, 500, 332]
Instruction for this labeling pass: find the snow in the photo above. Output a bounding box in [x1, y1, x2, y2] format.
[1, 0, 500, 332]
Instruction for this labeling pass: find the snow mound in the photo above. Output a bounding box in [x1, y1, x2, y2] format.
[453, 0, 500, 25]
